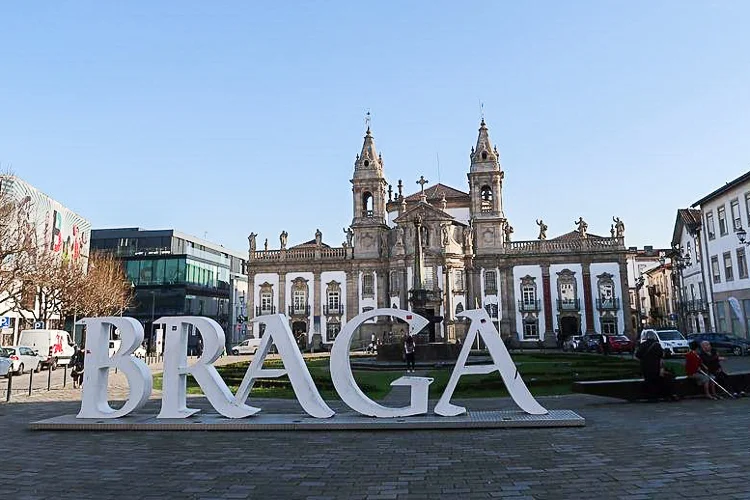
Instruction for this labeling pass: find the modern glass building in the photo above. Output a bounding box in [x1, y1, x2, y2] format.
[90, 228, 248, 351]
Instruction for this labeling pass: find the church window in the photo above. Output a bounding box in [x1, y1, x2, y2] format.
[522, 284, 536, 305]
[481, 151, 488, 160]
[260, 292, 272, 313]
[363, 192, 374, 217]
[326, 322, 340, 342]
[485, 303, 498, 318]
[362, 273, 374, 296]
[523, 318, 539, 340]
[455, 303, 464, 315]
[480, 185, 493, 213]
[423, 267, 435, 289]
[601, 318, 617, 335]
[484, 270, 497, 294]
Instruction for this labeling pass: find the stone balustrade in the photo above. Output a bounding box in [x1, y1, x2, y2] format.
[502, 237, 624, 255]
[250, 246, 349, 261]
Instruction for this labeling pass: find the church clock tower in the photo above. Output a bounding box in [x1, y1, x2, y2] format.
[467, 118, 507, 254]
[350, 126, 389, 259]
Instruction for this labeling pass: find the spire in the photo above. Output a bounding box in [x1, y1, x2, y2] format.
[470, 118, 499, 166]
[355, 127, 382, 171]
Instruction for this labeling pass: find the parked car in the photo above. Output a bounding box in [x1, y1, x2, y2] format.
[687, 333, 750, 356]
[231, 338, 262, 355]
[0, 348, 12, 377]
[17, 329, 75, 370]
[562, 335, 582, 352]
[577, 334, 603, 353]
[639, 329, 689, 357]
[4, 346, 44, 375]
[605, 335, 635, 354]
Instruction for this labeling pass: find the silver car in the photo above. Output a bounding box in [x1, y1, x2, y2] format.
[4, 346, 44, 374]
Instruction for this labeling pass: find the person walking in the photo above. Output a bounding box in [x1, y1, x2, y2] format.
[404, 334, 416, 373]
[70, 346, 85, 389]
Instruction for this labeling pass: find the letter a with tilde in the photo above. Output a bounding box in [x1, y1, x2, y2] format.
[77, 317, 152, 419]
[233, 314, 334, 418]
[433, 309, 548, 417]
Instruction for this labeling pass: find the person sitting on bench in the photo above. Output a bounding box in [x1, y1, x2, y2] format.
[686, 340, 717, 400]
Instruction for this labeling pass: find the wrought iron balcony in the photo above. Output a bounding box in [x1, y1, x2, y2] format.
[685, 299, 708, 313]
[255, 305, 276, 316]
[288, 305, 310, 316]
[323, 304, 344, 316]
[596, 298, 620, 311]
[557, 298, 580, 311]
[517, 299, 541, 312]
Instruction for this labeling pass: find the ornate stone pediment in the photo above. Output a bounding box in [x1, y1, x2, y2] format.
[392, 202, 454, 224]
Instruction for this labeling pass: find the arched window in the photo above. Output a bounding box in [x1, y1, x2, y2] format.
[455, 303, 464, 315]
[362, 192, 374, 217]
[480, 185, 493, 212]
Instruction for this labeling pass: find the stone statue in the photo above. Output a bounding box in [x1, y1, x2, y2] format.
[343, 227, 353, 247]
[613, 216, 625, 238]
[504, 223, 514, 242]
[395, 225, 404, 246]
[536, 219, 547, 240]
[381, 232, 389, 257]
[248, 232, 257, 253]
[264, 238, 268, 251]
[415, 214, 423, 226]
[463, 226, 473, 249]
[610, 224, 616, 238]
[575, 217, 588, 238]
[442, 224, 450, 246]
[315, 228, 322, 246]
[280, 230, 288, 249]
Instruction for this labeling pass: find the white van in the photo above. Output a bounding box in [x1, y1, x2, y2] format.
[18, 329, 76, 370]
[639, 329, 689, 357]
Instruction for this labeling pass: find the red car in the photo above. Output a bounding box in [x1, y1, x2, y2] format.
[606, 335, 635, 354]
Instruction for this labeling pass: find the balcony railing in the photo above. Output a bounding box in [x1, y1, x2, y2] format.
[517, 299, 541, 312]
[255, 305, 276, 316]
[596, 298, 620, 311]
[557, 298, 580, 311]
[323, 304, 344, 316]
[288, 305, 311, 316]
[684, 299, 708, 313]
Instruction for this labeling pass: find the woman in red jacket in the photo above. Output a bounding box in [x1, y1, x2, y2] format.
[686, 340, 716, 399]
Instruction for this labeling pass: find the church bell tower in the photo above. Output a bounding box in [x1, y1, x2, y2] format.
[467, 118, 507, 253]
[350, 125, 389, 259]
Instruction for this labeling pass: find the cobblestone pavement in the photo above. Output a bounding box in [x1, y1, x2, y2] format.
[2, 390, 750, 499]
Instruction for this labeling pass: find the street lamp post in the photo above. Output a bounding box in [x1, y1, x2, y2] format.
[150, 290, 156, 354]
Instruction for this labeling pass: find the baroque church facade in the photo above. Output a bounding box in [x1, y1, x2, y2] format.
[246, 119, 633, 347]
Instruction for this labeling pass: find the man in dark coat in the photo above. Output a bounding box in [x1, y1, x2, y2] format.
[636, 337, 676, 400]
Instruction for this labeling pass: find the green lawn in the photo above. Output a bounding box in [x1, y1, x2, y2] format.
[153, 352, 648, 400]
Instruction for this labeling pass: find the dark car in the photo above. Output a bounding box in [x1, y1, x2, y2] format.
[605, 335, 635, 354]
[576, 334, 603, 353]
[687, 332, 750, 356]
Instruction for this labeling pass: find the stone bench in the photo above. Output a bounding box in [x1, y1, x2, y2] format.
[572, 371, 750, 401]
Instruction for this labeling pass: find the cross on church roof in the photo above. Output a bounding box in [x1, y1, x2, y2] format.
[416, 175, 429, 193]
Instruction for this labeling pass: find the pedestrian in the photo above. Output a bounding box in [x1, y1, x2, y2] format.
[635, 335, 677, 401]
[404, 334, 416, 373]
[70, 346, 85, 389]
[686, 340, 717, 399]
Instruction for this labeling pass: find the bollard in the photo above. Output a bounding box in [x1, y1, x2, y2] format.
[47, 364, 52, 391]
[6, 370, 12, 402]
[28, 368, 34, 396]
[63, 364, 67, 388]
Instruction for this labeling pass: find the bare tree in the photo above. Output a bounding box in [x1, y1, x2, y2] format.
[0, 178, 37, 317]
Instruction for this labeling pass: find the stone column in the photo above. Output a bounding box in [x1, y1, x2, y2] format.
[346, 269, 358, 322]
[499, 265, 514, 337]
[541, 264, 555, 345]
[582, 263, 595, 333]
[313, 270, 321, 345]
[618, 260, 634, 338]
[247, 272, 256, 337]
[278, 271, 287, 318]
[443, 265, 452, 341]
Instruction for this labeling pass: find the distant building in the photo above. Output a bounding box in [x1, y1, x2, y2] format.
[90, 228, 247, 351]
[247, 119, 633, 348]
[691, 170, 750, 337]
[0, 175, 91, 345]
[670, 208, 710, 334]
[626, 246, 670, 332]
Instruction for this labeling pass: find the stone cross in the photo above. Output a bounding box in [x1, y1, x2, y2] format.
[416, 175, 429, 193]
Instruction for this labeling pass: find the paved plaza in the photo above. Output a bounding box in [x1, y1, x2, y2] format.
[2, 385, 750, 499]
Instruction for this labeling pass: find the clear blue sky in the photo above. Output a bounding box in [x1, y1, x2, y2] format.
[2, 1, 749, 254]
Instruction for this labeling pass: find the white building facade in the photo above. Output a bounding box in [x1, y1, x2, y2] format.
[247, 120, 633, 348]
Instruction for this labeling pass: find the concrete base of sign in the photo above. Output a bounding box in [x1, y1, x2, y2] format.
[30, 409, 584, 431]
